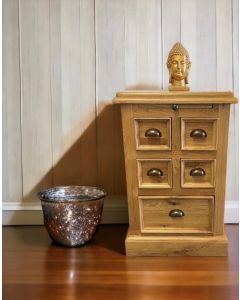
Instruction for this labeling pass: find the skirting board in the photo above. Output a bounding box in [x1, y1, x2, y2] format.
[2, 198, 239, 225]
[2, 196, 129, 225]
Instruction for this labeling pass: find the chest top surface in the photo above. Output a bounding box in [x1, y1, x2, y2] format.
[113, 90, 237, 104]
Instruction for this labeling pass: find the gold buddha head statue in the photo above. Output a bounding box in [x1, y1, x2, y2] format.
[167, 42, 191, 90]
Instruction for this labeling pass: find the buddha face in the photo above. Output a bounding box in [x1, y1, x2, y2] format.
[169, 54, 189, 83]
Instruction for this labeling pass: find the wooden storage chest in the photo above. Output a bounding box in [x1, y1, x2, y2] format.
[113, 90, 237, 256]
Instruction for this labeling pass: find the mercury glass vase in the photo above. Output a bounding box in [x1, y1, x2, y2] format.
[38, 186, 106, 247]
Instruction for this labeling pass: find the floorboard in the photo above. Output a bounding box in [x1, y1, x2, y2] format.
[3, 225, 239, 300]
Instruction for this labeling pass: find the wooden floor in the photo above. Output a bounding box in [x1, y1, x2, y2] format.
[3, 225, 239, 300]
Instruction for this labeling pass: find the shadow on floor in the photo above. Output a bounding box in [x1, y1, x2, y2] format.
[91, 224, 128, 255]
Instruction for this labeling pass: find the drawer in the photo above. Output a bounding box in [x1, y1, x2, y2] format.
[181, 159, 216, 188]
[137, 159, 172, 189]
[134, 118, 171, 150]
[181, 118, 218, 150]
[139, 196, 213, 234]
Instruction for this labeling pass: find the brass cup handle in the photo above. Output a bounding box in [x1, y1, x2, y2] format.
[169, 209, 184, 218]
[190, 129, 207, 138]
[172, 104, 179, 111]
[147, 168, 163, 177]
[145, 128, 162, 138]
[190, 168, 206, 177]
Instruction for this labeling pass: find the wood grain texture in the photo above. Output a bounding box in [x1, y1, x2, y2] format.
[135, 118, 171, 150]
[162, 0, 181, 89]
[113, 90, 237, 104]
[117, 93, 233, 255]
[131, 104, 220, 118]
[121, 105, 140, 234]
[216, 0, 233, 91]
[180, 0, 197, 89]
[137, 159, 172, 189]
[181, 118, 218, 150]
[181, 0, 217, 91]
[50, 0, 97, 187]
[134, 0, 162, 89]
[124, 0, 162, 89]
[3, 225, 238, 300]
[126, 230, 228, 256]
[19, 0, 53, 202]
[181, 159, 216, 189]
[3, 0, 22, 203]
[214, 104, 230, 234]
[139, 196, 213, 234]
[95, 0, 126, 196]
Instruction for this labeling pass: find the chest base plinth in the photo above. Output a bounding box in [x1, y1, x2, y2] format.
[126, 229, 228, 256]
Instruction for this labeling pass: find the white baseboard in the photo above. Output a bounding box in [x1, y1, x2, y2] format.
[2, 196, 129, 225]
[224, 201, 239, 223]
[2, 198, 238, 225]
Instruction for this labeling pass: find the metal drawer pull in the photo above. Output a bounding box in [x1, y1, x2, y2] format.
[172, 104, 179, 111]
[190, 168, 206, 177]
[145, 128, 161, 138]
[169, 209, 184, 218]
[190, 129, 207, 138]
[147, 168, 163, 177]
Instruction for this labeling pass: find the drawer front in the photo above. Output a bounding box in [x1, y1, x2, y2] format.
[134, 118, 171, 150]
[139, 196, 213, 234]
[181, 118, 218, 150]
[137, 159, 172, 189]
[181, 159, 216, 188]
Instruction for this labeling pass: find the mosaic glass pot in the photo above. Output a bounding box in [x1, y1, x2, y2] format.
[38, 186, 106, 247]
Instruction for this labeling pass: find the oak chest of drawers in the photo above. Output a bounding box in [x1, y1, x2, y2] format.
[113, 90, 237, 256]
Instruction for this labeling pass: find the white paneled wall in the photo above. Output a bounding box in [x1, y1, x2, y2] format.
[3, 0, 239, 224]
[19, 0, 53, 202]
[3, 0, 22, 204]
